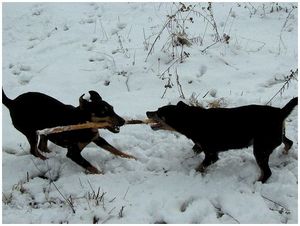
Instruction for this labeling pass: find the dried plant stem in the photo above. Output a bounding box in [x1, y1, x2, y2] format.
[278, 7, 295, 55]
[266, 69, 298, 105]
[211, 202, 240, 224]
[201, 41, 218, 53]
[175, 68, 185, 99]
[51, 181, 76, 213]
[145, 19, 172, 62]
[119, 206, 125, 218]
[207, 3, 220, 41]
[261, 195, 290, 212]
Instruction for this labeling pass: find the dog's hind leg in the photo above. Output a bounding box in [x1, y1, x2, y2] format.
[253, 142, 273, 183]
[38, 135, 51, 153]
[66, 144, 102, 174]
[195, 151, 219, 173]
[93, 136, 137, 160]
[282, 135, 293, 154]
[26, 133, 47, 160]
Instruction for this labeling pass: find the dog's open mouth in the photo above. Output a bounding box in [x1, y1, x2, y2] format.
[91, 117, 122, 133]
[146, 111, 174, 131]
[107, 125, 120, 133]
[149, 120, 164, 131]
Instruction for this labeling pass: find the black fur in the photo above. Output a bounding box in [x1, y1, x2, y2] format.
[2, 89, 136, 174]
[147, 98, 298, 183]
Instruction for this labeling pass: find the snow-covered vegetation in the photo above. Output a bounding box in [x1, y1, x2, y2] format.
[2, 2, 298, 223]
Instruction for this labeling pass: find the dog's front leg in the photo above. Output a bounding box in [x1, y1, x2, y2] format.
[253, 143, 272, 183]
[282, 135, 293, 154]
[26, 133, 47, 160]
[196, 151, 219, 173]
[93, 136, 137, 160]
[38, 135, 51, 153]
[66, 144, 102, 174]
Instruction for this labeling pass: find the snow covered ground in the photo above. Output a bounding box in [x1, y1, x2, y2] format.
[2, 2, 298, 223]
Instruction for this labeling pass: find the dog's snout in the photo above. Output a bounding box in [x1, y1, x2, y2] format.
[146, 111, 156, 118]
[118, 116, 125, 126]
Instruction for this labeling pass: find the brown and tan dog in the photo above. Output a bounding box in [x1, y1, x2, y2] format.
[3, 89, 136, 174]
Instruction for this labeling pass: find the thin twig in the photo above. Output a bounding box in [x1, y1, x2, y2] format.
[211, 202, 240, 224]
[261, 195, 290, 212]
[145, 19, 172, 62]
[51, 180, 76, 213]
[161, 77, 173, 99]
[278, 7, 295, 54]
[125, 74, 130, 92]
[175, 68, 185, 99]
[266, 69, 297, 105]
[123, 187, 130, 200]
[222, 8, 233, 34]
[99, 18, 108, 41]
[159, 58, 181, 78]
[207, 2, 220, 42]
[119, 206, 125, 218]
[201, 41, 218, 53]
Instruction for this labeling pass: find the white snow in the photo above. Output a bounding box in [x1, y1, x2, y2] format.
[2, 2, 298, 224]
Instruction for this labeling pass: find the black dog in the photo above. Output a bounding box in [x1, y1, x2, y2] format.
[147, 98, 298, 183]
[2, 89, 136, 174]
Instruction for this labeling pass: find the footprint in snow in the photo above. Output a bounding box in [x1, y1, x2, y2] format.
[117, 22, 127, 30]
[9, 64, 33, 85]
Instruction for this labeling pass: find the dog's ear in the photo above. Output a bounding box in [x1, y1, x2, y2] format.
[79, 94, 88, 109]
[89, 90, 102, 102]
[177, 101, 189, 108]
[79, 91, 102, 108]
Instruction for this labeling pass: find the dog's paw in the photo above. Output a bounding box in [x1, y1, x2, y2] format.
[121, 153, 137, 160]
[86, 166, 102, 174]
[195, 164, 206, 173]
[282, 148, 290, 155]
[35, 152, 47, 160]
[40, 148, 51, 153]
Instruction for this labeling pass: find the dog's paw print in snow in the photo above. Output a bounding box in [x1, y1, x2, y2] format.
[63, 24, 70, 31]
[89, 2, 100, 11]
[82, 37, 100, 52]
[197, 65, 207, 77]
[31, 4, 44, 16]
[89, 56, 105, 63]
[9, 64, 33, 85]
[180, 197, 197, 213]
[79, 12, 96, 25]
[117, 22, 127, 30]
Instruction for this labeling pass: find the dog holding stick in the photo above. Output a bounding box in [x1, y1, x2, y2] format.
[146, 98, 297, 183]
[2, 89, 136, 174]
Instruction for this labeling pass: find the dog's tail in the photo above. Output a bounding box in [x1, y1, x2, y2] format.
[2, 89, 13, 109]
[281, 97, 298, 119]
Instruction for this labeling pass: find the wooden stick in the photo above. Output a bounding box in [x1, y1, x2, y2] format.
[37, 121, 111, 136]
[125, 119, 156, 125]
[37, 119, 156, 136]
